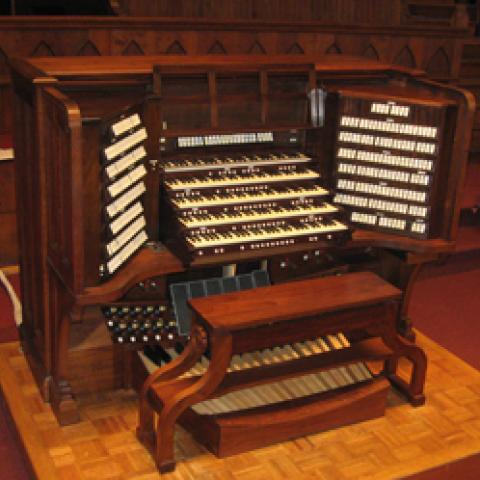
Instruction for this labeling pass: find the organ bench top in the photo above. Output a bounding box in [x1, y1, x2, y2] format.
[189, 271, 402, 331]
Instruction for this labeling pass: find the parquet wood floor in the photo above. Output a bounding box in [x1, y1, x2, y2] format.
[1, 332, 480, 480]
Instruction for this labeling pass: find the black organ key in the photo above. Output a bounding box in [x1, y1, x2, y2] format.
[143, 345, 171, 366]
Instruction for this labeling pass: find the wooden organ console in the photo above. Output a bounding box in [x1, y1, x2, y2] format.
[10, 55, 474, 459]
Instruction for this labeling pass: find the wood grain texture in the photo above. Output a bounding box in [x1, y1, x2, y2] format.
[189, 271, 401, 330]
[0, 7, 473, 265]
[10, 54, 474, 424]
[1, 332, 480, 479]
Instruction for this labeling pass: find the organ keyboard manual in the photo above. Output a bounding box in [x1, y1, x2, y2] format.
[10, 54, 474, 432]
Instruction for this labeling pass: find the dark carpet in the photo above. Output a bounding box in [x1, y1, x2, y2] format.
[409, 251, 480, 370]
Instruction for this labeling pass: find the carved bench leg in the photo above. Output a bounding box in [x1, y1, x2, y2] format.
[137, 324, 209, 450]
[155, 409, 178, 473]
[136, 397, 155, 448]
[383, 334, 427, 406]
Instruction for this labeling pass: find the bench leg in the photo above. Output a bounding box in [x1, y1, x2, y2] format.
[155, 410, 178, 473]
[136, 324, 210, 452]
[136, 397, 155, 448]
[141, 328, 233, 473]
[382, 334, 427, 406]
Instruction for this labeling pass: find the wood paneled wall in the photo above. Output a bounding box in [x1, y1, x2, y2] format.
[117, 0, 404, 25]
[0, 14, 474, 265]
[0, 16, 471, 134]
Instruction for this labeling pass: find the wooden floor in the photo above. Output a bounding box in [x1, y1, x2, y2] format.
[1, 333, 480, 480]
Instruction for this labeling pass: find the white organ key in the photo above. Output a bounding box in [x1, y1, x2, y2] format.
[217, 394, 243, 413]
[173, 185, 329, 209]
[238, 354, 254, 369]
[357, 362, 374, 380]
[251, 384, 277, 405]
[164, 152, 311, 172]
[328, 368, 349, 387]
[315, 337, 331, 352]
[181, 204, 338, 228]
[278, 378, 300, 398]
[318, 370, 339, 390]
[268, 382, 292, 402]
[137, 351, 157, 375]
[237, 354, 254, 369]
[300, 373, 323, 393]
[223, 391, 250, 411]
[200, 402, 219, 415]
[242, 352, 262, 368]
[207, 397, 232, 414]
[326, 334, 344, 350]
[237, 388, 264, 408]
[264, 347, 281, 363]
[229, 355, 244, 371]
[283, 344, 301, 359]
[308, 374, 326, 393]
[192, 402, 215, 415]
[251, 350, 268, 366]
[253, 350, 271, 365]
[346, 363, 366, 382]
[311, 373, 328, 392]
[188, 360, 204, 376]
[304, 340, 322, 354]
[337, 333, 351, 348]
[165, 348, 178, 361]
[282, 377, 310, 397]
[188, 220, 348, 249]
[295, 375, 317, 396]
[261, 349, 279, 365]
[166, 169, 320, 190]
[292, 342, 313, 357]
[338, 366, 356, 385]
[270, 346, 289, 362]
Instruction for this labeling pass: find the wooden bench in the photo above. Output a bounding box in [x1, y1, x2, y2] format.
[137, 271, 427, 473]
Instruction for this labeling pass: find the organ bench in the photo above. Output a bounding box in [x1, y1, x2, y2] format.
[137, 271, 426, 473]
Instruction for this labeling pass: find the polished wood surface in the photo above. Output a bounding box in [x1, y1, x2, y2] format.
[10, 54, 473, 424]
[138, 272, 425, 471]
[1, 332, 479, 479]
[0, 5, 476, 265]
[190, 271, 401, 330]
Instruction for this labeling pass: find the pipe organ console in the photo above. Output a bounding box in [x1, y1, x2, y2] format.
[10, 55, 474, 453]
